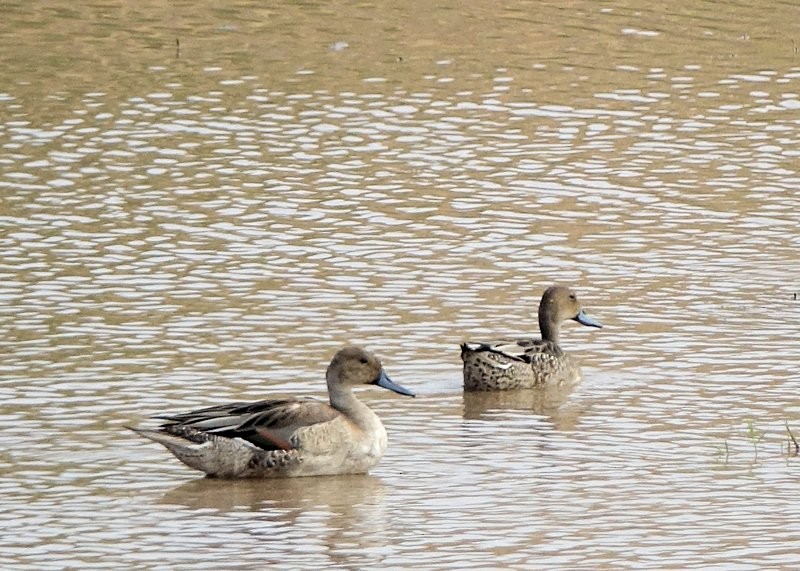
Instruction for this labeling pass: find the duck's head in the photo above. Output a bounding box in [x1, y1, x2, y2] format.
[539, 286, 603, 341]
[327, 346, 415, 397]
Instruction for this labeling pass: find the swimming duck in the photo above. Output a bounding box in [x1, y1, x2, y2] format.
[128, 346, 415, 478]
[461, 286, 602, 391]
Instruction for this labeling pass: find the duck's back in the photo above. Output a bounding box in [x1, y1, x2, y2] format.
[461, 338, 580, 391]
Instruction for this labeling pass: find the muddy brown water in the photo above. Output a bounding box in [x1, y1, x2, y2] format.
[1, 1, 799, 568]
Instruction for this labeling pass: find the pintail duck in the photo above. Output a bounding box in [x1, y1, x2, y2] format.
[128, 346, 415, 478]
[461, 286, 602, 391]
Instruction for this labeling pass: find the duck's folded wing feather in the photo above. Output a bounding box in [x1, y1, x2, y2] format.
[463, 337, 564, 363]
[462, 338, 538, 361]
[154, 399, 295, 425]
[158, 398, 341, 452]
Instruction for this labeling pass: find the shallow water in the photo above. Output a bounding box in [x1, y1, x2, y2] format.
[1, 1, 799, 569]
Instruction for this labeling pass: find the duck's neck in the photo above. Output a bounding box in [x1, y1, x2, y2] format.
[538, 311, 561, 344]
[327, 376, 372, 421]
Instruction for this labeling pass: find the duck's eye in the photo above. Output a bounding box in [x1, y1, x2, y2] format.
[359, 357, 368, 364]
[569, 294, 576, 300]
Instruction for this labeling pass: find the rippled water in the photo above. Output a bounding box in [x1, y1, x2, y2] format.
[2, 1, 799, 569]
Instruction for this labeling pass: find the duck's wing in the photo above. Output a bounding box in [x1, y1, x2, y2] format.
[461, 338, 537, 362]
[462, 337, 565, 361]
[156, 398, 341, 452]
[154, 399, 288, 426]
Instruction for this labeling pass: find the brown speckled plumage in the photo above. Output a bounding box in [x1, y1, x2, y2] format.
[461, 286, 602, 391]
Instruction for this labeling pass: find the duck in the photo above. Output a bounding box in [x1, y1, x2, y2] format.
[128, 346, 415, 478]
[461, 285, 602, 391]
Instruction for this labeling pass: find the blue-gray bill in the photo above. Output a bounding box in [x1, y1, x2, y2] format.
[574, 309, 603, 328]
[377, 370, 416, 397]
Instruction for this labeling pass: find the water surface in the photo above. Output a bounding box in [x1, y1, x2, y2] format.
[1, 1, 799, 569]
